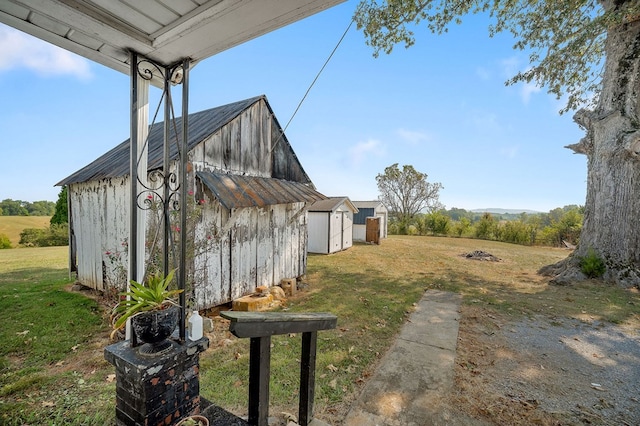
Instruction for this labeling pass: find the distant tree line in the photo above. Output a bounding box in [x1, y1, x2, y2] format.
[0, 199, 56, 216]
[388, 205, 583, 248]
[0, 188, 69, 249]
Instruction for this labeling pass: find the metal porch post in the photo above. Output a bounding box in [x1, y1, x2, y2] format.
[128, 51, 149, 340]
[178, 58, 189, 342]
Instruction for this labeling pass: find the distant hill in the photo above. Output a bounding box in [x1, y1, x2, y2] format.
[0, 216, 51, 247]
[471, 208, 541, 215]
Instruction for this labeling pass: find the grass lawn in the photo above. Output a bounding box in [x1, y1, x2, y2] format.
[1, 237, 638, 425]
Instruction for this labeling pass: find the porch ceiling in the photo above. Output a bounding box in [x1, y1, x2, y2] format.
[0, 0, 344, 80]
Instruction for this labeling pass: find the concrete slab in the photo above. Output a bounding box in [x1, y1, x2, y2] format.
[344, 290, 488, 426]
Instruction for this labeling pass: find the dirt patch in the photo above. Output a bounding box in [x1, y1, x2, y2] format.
[462, 250, 502, 262]
[453, 305, 640, 425]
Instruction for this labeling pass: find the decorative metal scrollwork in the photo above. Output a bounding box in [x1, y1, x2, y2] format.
[137, 58, 183, 86]
[136, 170, 182, 212]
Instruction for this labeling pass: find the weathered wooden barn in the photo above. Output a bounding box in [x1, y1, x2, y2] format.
[352, 201, 388, 243]
[57, 95, 326, 309]
[307, 197, 358, 254]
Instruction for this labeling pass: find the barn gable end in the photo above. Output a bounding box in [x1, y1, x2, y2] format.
[57, 96, 325, 308]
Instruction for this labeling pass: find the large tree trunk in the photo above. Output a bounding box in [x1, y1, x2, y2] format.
[542, 4, 640, 287]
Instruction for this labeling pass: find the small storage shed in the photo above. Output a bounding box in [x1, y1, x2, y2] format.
[307, 197, 358, 254]
[352, 201, 388, 243]
[57, 95, 326, 309]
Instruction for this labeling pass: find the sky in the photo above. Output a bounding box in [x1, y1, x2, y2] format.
[0, 1, 587, 213]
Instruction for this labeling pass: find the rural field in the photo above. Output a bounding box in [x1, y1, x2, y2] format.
[0, 216, 51, 247]
[1, 236, 639, 425]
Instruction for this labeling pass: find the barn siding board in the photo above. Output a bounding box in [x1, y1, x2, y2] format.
[204, 131, 222, 171]
[61, 96, 324, 310]
[256, 207, 271, 288]
[260, 107, 271, 175]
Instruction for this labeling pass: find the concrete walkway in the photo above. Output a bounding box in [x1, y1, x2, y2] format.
[343, 290, 487, 426]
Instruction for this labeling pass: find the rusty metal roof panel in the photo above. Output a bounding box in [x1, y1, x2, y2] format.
[197, 172, 326, 210]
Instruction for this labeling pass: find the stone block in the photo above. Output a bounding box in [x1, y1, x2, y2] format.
[232, 294, 274, 311]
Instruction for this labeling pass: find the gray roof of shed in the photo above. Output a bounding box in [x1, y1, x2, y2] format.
[308, 197, 358, 213]
[57, 95, 301, 186]
[352, 200, 386, 209]
[197, 171, 325, 210]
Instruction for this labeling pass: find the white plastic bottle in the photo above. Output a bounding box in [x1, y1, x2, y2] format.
[188, 310, 203, 341]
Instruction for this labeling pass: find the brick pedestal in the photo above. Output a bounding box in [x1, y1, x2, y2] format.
[104, 337, 209, 426]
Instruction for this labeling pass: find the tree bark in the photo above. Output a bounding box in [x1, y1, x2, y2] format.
[543, 3, 640, 287]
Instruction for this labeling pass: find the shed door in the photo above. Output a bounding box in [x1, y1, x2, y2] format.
[342, 212, 353, 249]
[366, 217, 380, 244]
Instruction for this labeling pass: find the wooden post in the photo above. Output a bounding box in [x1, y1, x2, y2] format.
[248, 336, 271, 426]
[299, 331, 318, 426]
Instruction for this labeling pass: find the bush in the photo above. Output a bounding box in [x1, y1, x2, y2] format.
[474, 213, 496, 240]
[19, 224, 68, 247]
[579, 248, 606, 278]
[425, 212, 451, 236]
[501, 220, 533, 245]
[0, 233, 11, 249]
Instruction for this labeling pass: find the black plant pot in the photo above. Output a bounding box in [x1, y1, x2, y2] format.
[131, 305, 180, 355]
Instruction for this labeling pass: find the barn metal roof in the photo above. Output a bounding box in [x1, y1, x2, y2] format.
[57, 95, 291, 186]
[0, 1, 344, 85]
[197, 171, 326, 210]
[308, 196, 358, 213]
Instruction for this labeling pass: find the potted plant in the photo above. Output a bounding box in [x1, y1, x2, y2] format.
[176, 415, 209, 426]
[112, 269, 183, 354]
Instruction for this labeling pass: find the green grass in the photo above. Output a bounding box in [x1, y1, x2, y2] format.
[2, 237, 639, 425]
[0, 246, 113, 425]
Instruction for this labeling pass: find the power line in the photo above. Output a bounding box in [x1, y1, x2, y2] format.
[272, 15, 356, 151]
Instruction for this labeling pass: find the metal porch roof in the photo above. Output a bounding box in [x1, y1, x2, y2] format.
[0, 1, 344, 83]
[197, 171, 326, 210]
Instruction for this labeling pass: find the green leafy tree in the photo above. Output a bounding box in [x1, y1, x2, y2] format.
[425, 211, 451, 236]
[376, 163, 443, 224]
[26, 201, 55, 216]
[355, 1, 640, 286]
[453, 217, 472, 237]
[474, 213, 496, 240]
[51, 186, 68, 225]
[0, 199, 28, 216]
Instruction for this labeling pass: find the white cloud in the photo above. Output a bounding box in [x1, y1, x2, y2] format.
[348, 138, 384, 167]
[520, 81, 541, 104]
[500, 56, 521, 78]
[396, 128, 430, 145]
[500, 56, 541, 104]
[0, 25, 92, 79]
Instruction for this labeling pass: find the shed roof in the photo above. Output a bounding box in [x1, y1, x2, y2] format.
[308, 197, 358, 213]
[352, 200, 386, 209]
[57, 95, 307, 186]
[197, 171, 325, 210]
